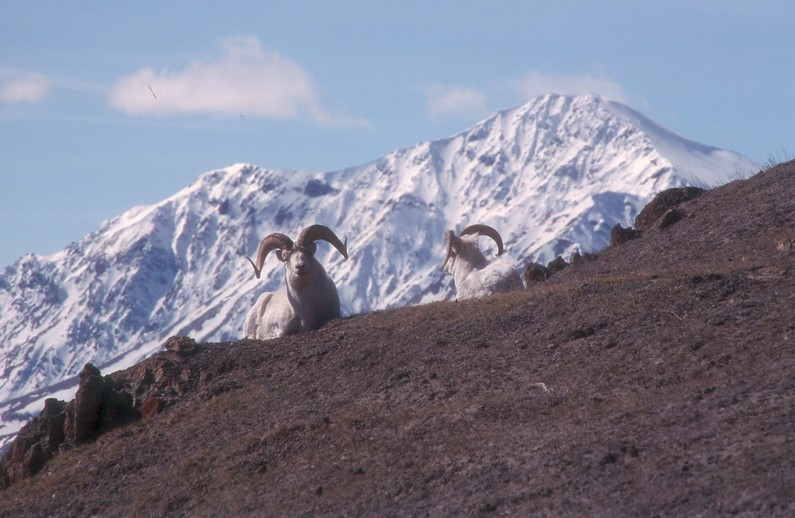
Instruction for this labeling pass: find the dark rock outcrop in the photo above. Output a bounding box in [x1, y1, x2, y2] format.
[634, 186, 704, 229]
[0, 363, 140, 488]
[659, 208, 684, 229]
[164, 335, 200, 356]
[524, 262, 552, 285]
[611, 223, 641, 245]
[546, 256, 568, 273]
[68, 363, 105, 444]
[0, 335, 221, 488]
[0, 398, 66, 488]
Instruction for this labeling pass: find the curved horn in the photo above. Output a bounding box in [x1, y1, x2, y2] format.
[459, 224, 505, 256]
[295, 224, 348, 260]
[246, 233, 294, 279]
[440, 229, 457, 270]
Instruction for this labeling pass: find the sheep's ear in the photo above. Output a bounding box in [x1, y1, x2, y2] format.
[275, 250, 287, 262]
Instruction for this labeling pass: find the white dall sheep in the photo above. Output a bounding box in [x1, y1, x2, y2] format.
[441, 223, 525, 300]
[243, 224, 348, 340]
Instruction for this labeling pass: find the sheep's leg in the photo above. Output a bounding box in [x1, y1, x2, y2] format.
[243, 292, 273, 339]
[259, 290, 301, 339]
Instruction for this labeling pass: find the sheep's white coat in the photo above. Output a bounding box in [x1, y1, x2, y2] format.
[444, 234, 525, 299]
[243, 247, 342, 340]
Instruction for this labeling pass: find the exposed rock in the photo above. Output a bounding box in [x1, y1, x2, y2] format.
[42, 398, 67, 452]
[68, 363, 105, 444]
[0, 363, 140, 488]
[100, 376, 139, 428]
[659, 208, 684, 229]
[547, 256, 568, 273]
[524, 262, 552, 285]
[142, 396, 164, 418]
[634, 186, 704, 229]
[0, 398, 67, 487]
[776, 237, 794, 252]
[164, 335, 200, 356]
[304, 178, 338, 197]
[570, 251, 597, 264]
[216, 198, 230, 215]
[611, 223, 641, 245]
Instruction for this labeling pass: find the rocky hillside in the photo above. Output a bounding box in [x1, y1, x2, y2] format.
[1, 161, 793, 516]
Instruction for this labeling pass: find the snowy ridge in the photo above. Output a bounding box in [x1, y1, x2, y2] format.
[0, 94, 758, 447]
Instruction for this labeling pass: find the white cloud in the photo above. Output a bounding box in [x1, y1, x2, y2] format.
[0, 71, 52, 104]
[511, 70, 632, 104]
[422, 70, 638, 121]
[109, 36, 365, 127]
[422, 84, 490, 120]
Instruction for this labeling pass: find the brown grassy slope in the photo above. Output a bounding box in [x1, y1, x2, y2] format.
[1, 161, 794, 517]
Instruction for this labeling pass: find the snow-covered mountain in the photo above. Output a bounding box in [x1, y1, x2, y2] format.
[0, 94, 757, 447]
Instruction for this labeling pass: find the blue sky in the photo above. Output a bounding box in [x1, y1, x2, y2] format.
[2, 1, 794, 267]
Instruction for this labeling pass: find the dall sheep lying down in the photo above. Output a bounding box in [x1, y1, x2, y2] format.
[243, 224, 348, 340]
[441, 223, 525, 300]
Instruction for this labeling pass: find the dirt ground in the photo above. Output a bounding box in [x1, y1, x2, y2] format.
[1, 161, 794, 517]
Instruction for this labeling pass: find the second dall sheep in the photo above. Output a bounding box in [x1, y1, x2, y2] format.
[243, 224, 348, 340]
[441, 223, 525, 300]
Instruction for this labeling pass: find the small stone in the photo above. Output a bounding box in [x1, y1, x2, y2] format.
[776, 237, 794, 252]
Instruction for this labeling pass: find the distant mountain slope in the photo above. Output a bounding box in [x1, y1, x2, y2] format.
[0, 94, 758, 448]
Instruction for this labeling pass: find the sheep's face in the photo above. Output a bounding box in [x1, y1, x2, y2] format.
[443, 234, 485, 275]
[442, 247, 460, 274]
[277, 246, 323, 288]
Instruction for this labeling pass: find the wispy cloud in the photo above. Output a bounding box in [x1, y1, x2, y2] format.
[422, 84, 490, 121]
[510, 70, 632, 104]
[422, 70, 636, 120]
[109, 36, 366, 127]
[0, 70, 52, 104]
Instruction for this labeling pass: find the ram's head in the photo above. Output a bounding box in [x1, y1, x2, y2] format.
[440, 223, 505, 273]
[247, 224, 348, 287]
